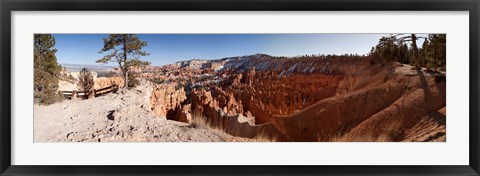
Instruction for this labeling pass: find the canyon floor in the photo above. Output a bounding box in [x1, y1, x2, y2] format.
[34, 80, 255, 142]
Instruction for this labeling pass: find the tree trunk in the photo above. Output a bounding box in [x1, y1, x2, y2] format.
[71, 91, 77, 100]
[434, 37, 437, 72]
[123, 35, 128, 89]
[125, 70, 128, 88]
[411, 34, 421, 69]
[88, 89, 95, 99]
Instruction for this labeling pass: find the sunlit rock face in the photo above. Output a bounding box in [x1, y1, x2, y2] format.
[146, 54, 446, 142]
[94, 77, 124, 89]
[150, 84, 187, 118]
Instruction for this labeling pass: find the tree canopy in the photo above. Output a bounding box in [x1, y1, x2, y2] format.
[77, 67, 95, 93]
[369, 34, 446, 71]
[34, 34, 63, 105]
[97, 34, 151, 88]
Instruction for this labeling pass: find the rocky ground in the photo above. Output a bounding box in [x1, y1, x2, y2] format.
[34, 80, 254, 142]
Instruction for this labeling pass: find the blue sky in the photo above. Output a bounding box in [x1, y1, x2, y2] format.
[52, 34, 390, 66]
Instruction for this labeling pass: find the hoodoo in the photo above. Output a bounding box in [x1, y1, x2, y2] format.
[148, 55, 445, 142]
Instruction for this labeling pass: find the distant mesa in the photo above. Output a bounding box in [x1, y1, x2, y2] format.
[61, 63, 117, 72]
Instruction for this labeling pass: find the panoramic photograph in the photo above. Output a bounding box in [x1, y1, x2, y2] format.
[33, 33, 446, 142]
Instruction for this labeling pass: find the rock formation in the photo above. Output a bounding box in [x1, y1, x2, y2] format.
[94, 77, 124, 89]
[144, 55, 446, 142]
[150, 84, 187, 118]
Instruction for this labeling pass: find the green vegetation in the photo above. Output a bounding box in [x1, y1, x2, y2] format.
[369, 34, 446, 71]
[423, 34, 447, 71]
[77, 68, 95, 93]
[34, 34, 63, 105]
[127, 72, 141, 87]
[97, 34, 151, 88]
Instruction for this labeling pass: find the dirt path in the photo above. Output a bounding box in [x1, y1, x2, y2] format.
[34, 81, 253, 142]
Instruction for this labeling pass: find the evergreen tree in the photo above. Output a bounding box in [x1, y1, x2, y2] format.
[421, 38, 430, 67]
[77, 67, 95, 93]
[370, 36, 399, 65]
[427, 34, 446, 71]
[97, 34, 151, 88]
[368, 33, 444, 70]
[34, 34, 62, 105]
[398, 43, 410, 64]
[396, 34, 426, 69]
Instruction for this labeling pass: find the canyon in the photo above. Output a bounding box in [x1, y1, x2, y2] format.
[35, 54, 446, 142]
[143, 54, 446, 142]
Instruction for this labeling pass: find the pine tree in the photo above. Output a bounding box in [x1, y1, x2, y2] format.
[367, 33, 446, 72]
[398, 44, 409, 64]
[395, 34, 426, 69]
[421, 38, 430, 68]
[428, 34, 446, 71]
[34, 34, 62, 105]
[370, 36, 399, 64]
[77, 68, 95, 93]
[97, 34, 150, 88]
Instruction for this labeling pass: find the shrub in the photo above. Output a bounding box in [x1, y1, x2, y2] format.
[189, 110, 210, 129]
[127, 72, 140, 87]
[254, 129, 277, 142]
[77, 67, 95, 93]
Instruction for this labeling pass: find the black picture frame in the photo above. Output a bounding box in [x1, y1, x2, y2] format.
[1, 0, 479, 175]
